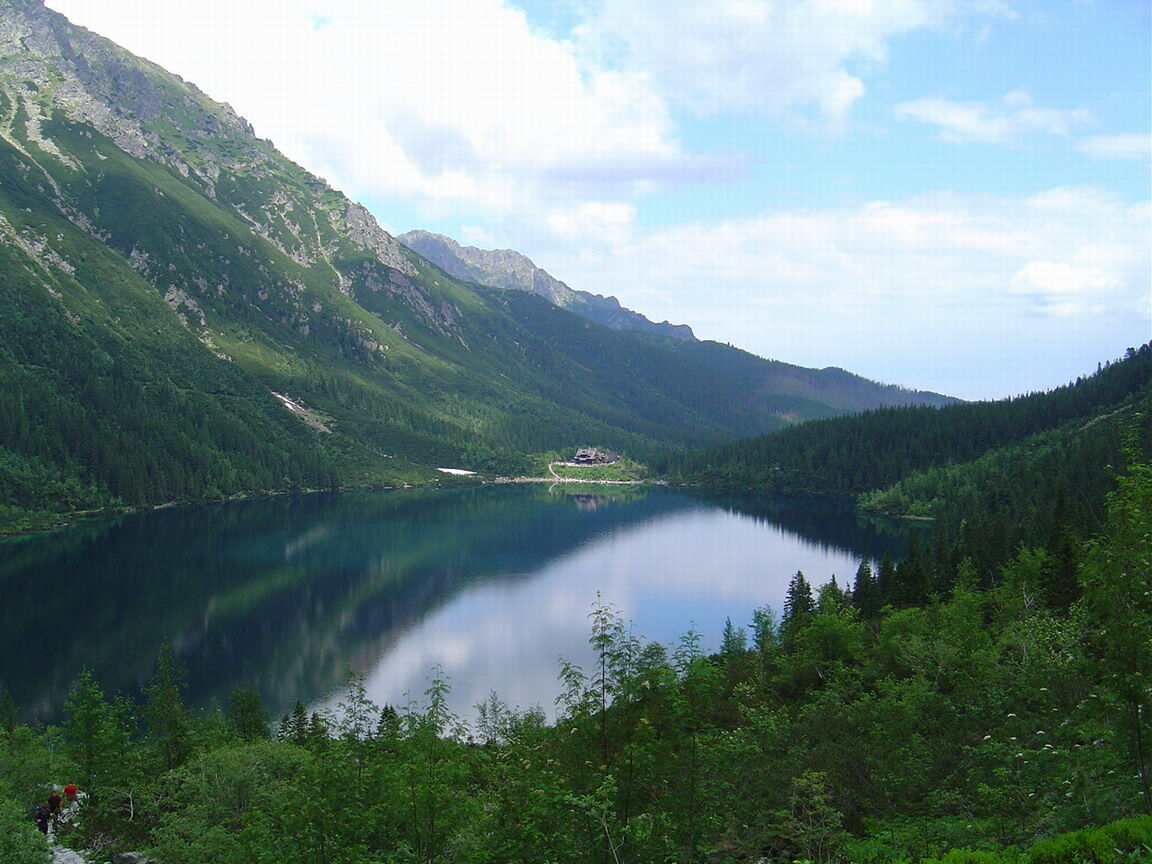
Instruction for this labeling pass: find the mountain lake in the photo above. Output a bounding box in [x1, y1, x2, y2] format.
[0, 484, 913, 726]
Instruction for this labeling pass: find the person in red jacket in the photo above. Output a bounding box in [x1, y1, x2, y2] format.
[61, 783, 81, 823]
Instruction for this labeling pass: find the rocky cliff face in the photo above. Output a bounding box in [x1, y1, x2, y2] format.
[0, 0, 416, 293]
[400, 229, 695, 342]
[2, 1, 249, 161]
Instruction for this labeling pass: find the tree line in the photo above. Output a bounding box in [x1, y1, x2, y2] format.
[670, 344, 1152, 494]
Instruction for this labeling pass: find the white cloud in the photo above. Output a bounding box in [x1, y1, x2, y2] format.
[47, 0, 1020, 250]
[1078, 134, 1151, 161]
[894, 91, 1093, 144]
[46, 0, 712, 228]
[1009, 261, 1117, 316]
[576, 0, 949, 126]
[545, 200, 637, 244]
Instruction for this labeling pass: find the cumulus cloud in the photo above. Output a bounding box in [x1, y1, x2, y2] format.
[576, 0, 948, 126]
[545, 200, 638, 244]
[48, 0, 717, 227]
[894, 91, 1093, 144]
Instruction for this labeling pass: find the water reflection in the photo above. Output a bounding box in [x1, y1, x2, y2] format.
[355, 499, 907, 721]
[0, 485, 908, 724]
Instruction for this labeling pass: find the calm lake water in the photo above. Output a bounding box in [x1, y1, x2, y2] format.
[0, 484, 910, 725]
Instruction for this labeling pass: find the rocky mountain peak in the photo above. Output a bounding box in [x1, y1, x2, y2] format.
[0, 1, 414, 277]
[399, 229, 695, 342]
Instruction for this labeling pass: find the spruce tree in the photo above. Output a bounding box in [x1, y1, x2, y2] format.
[782, 571, 815, 646]
[851, 561, 881, 619]
[816, 576, 847, 613]
[876, 554, 896, 605]
[721, 616, 748, 655]
[143, 642, 191, 771]
[227, 688, 269, 742]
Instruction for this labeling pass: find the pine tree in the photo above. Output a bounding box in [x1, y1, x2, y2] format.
[816, 576, 847, 613]
[850, 561, 881, 619]
[876, 554, 896, 604]
[1043, 484, 1081, 609]
[143, 642, 191, 771]
[227, 688, 269, 742]
[750, 605, 778, 656]
[890, 533, 929, 608]
[782, 571, 815, 646]
[63, 670, 115, 790]
[721, 616, 748, 655]
[280, 700, 310, 745]
[307, 712, 329, 748]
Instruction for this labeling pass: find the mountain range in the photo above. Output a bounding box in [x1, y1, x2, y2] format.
[0, 0, 955, 529]
[399, 229, 695, 342]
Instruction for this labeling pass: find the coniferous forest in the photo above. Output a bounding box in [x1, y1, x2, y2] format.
[2, 349, 1150, 863]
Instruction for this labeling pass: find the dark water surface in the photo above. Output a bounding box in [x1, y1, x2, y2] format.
[0, 485, 909, 724]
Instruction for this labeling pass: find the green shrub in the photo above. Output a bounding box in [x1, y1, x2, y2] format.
[1028, 817, 1152, 864]
[929, 850, 1018, 864]
[0, 796, 51, 864]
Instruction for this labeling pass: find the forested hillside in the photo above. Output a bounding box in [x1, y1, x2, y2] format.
[674, 344, 1151, 494]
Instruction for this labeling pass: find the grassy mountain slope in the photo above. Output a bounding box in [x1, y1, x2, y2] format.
[0, 0, 955, 531]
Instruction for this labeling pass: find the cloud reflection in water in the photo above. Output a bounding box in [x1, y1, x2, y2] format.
[356, 505, 865, 723]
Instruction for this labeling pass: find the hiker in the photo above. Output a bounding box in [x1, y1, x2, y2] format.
[62, 783, 81, 822]
[33, 802, 50, 834]
[47, 788, 62, 819]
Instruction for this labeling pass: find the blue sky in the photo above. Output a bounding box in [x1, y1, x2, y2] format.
[46, 0, 1150, 400]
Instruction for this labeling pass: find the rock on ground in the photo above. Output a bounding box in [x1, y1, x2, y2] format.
[51, 845, 87, 864]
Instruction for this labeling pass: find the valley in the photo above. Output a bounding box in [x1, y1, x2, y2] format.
[0, 2, 1148, 862]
